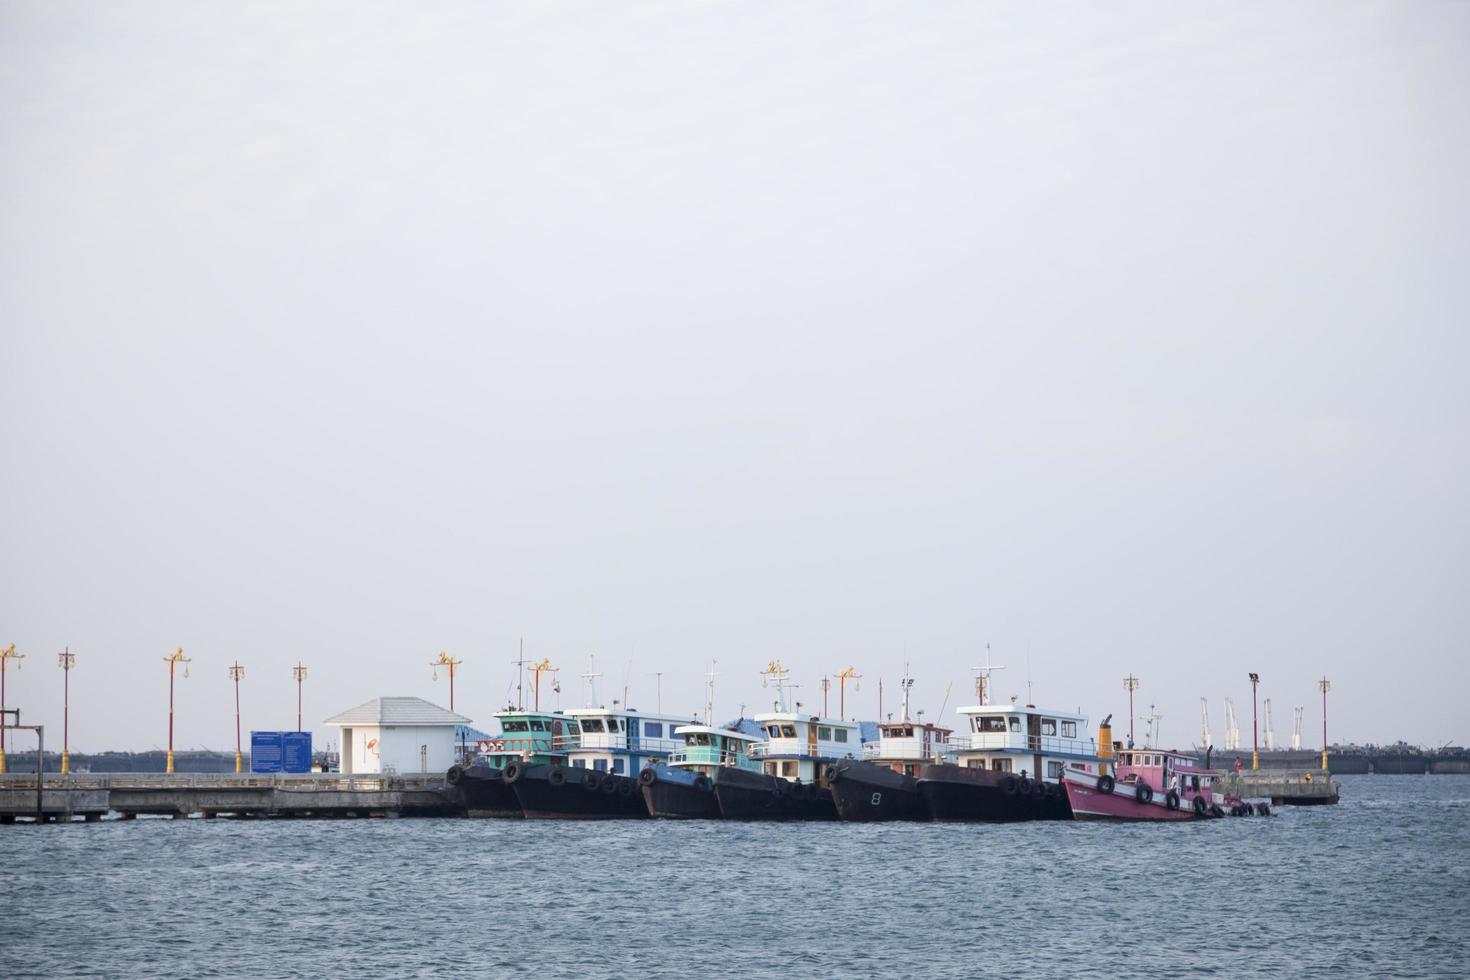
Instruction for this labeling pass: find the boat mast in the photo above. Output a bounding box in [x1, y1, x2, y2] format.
[899, 662, 914, 722]
[582, 654, 602, 707]
[760, 660, 793, 712]
[704, 660, 718, 726]
[970, 643, 1007, 707]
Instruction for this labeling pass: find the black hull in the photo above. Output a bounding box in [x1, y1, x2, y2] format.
[712, 768, 837, 821]
[828, 760, 928, 822]
[450, 764, 523, 818]
[641, 778, 720, 819]
[917, 764, 1071, 822]
[507, 764, 649, 820]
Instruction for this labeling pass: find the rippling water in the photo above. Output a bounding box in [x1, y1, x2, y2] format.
[2, 775, 1466, 979]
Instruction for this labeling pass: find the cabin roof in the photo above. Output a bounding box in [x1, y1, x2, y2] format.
[956, 703, 1087, 722]
[324, 696, 472, 727]
[673, 724, 762, 742]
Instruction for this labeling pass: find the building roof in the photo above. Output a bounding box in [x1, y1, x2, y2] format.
[324, 697, 472, 727]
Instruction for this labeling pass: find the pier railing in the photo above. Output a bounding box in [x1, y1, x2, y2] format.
[0, 772, 449, 791]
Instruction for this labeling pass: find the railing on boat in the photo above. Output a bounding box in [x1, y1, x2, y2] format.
[949, 732, 1098, 758]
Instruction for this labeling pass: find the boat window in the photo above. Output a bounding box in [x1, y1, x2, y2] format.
[1047, 761, 1063, 778]
[572, 759, 585, 768]
[609, 718, 622, 732]
[502, 721, 530, 733]
[530, 719, 549, 732]
[593, 759, 608, 772]
[782, 761, 797, 777]
[1041, 719, 1057, 736]
[765, 762, 778, 776]
[818, 726, 832, 740]
[644, 722, 663, 738]
[567, 722, 580, 736]
[766, 725, 783, 738]
[780, 725, 797, 738]
[613, 758, 625, 774]
[1008, 716, 1021, 732]
[1061, 721, 1077, 738]
[695, 733, 711, 746]
[991, 758, 1013, 773]
[979, 717, 1007, 733]
[834, 729, 848, 743]
[581, 720, 605, 733]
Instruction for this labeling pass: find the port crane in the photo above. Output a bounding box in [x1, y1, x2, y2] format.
[1199, 697, 1213, 747]
[1291, 706, 1305, 751]
[1223, 698, 1241, 750]
[1264, 698, 1276, 751]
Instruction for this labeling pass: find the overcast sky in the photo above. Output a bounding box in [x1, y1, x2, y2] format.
[2, 1, 1466, 755]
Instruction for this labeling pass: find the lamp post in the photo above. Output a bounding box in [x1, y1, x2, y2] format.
[163, 647, 191, 774]
[1319, 676, 1331, 772]
[1123, 675, 1140, 746]
[291, 662, 308, 732]
[835, 666, 861, 719]
[1249, 672, 1260, 771]
[0, 643, 25, 773]
[229, 662, 245, 773]
[58, 647, 76, 774]
[430, 651, 463, 712]
[528, 658, 556, 712]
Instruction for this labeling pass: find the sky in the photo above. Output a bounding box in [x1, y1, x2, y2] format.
[1, 1, 1467, 755]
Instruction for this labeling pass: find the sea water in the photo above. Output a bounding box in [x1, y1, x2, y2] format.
[2, 774, 1466, 979]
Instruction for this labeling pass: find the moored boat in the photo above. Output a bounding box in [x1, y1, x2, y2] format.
[507, 705, 692, 819]
[711, 662, 858, 821]
[1061, 742, 1265, 821]
[447, 708, 576, 817]
[829, 672, 951, 821]
[915, 665, 1096, 821]
[640, 724, 764, 818]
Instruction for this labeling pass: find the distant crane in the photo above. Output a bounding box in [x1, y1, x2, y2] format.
[1199, 697, 1213, 747]
[1263, 698, 1276, 751]
[1291, 706, 1305, 751]
[1223, 698, 1241, 751]
[1145, 704, 1163, 748]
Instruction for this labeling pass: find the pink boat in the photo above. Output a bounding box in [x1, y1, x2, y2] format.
[1062, 747, 1265, 821]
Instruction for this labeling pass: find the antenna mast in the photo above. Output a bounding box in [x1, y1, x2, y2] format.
[970, 643, 1007, 707]
[1123, 675, 1140, 744]
[704, 660, 719, 725]
[760, 661, 795, 712]
[899, 663, 915, 722]
[582, 654, 602, 707]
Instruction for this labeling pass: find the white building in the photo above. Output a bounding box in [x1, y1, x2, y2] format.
[325, 697, 472, 775]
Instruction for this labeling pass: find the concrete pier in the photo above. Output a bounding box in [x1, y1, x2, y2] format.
[1217, 769, 1340, 805]
[0, 772, 460, 822]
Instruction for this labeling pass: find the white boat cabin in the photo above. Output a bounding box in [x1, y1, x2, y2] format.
[951, 703, 1098, 783]
[750, 713, 862, 782]
[861, 721, 954, 777]
[667, 725, 764, 775]
[561, 707, 698, 777]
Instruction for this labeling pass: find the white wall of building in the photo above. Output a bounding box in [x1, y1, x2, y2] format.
[338, 724, 458, 775]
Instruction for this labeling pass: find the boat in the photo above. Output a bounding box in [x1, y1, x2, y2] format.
[828, 671, 952, 822]
[506, 705, 694, 819]
[639, 724, 765, 818]
[710, 661, 860, 821]
[915, 664, 1096, 821]
[446, 708, 575, 817]
[1061, 731, 1266, 820]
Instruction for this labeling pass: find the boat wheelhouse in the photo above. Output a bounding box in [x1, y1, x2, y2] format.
[639, 725, 765, 819]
